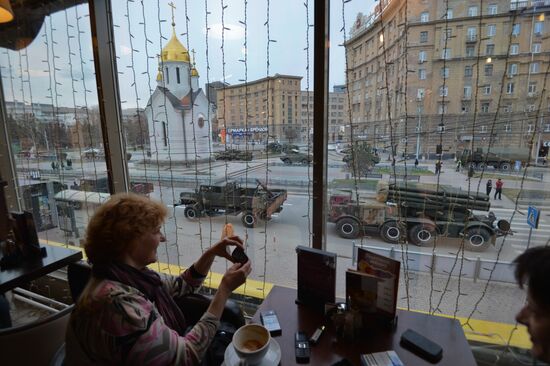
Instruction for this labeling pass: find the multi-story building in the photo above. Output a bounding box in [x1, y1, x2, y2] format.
[300, 86, 350, 143]
[345, 0, 550, 160]
[216, 74, 302, 144]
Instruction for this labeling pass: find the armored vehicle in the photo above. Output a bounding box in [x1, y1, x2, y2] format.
[266, 142, 299, 154]
[175, 179, 287, 228]
[328, 183, 511, 252]
[457, 147, 528, 170]
[214, 149, 253, 161]
[280, 149, 313, 165]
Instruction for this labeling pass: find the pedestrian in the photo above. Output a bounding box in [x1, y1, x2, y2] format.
[435, 161, 442, 174]
[514, 247, 550, 363]
[486, 179, 492, 196]
[51, 160, 56, 171]
[414, 158, 419, 168]
[467, 164, 474, 180]
[456, 160, 462, 172]
[494, 178, 503, 200]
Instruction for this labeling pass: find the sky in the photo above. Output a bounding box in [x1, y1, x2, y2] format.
[0, 0, 376, 110]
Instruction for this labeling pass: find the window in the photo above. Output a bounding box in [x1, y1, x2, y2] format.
[420, 31, 428, 43]
[418, 50, 427, 63]
[484, 64, 493, 76]
[465, 65, 473, 77]
[165, 67, 170, 83]
[510, 43, 519, 55]
[545, 124, 550, 132]
[530, 62, 540, 73]
[528, 82, 537, 95]
[504, 124, 511, 132]
[486, 44, 494, 55]
[420, 12, 429, 22]
[534, 21, 544, 35]
[466, 46, 475, 57]
[441, 67, 449, 78]
[506, 82, 514, 94]
[527, 105, 536, 112]
[532, 43, 541, 53]
[441, 48, 451, 59]
[418, 69, 426, 80]
[483, 85, 492, 95]
[439, 85, 448, 97]
[162, 122, 168, 147]
[488, 4, 498, 15]
[467, 27, 477, 41]
[417, 88, 425, 100]
[508, 63, 518, 76]
[461, 102, 471, 113]
[464, 85, 472, 98]
[480, 125, 487, 133]
[512, 23, 520, 36]
[446, 9, 453, 19]
[487, 24, 496, 37]
[528, 124, 534, 132]
[176, 67, 180, 84]
[468, 6, 478, 16]
[438, 103, 448, 114]
[503, 104, 512, 113]
[481, 102, 490, 113]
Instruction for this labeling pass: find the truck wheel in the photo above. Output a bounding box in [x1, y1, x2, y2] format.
[184, 206, 199, 220]
[500, 162, 511, 171]
[301, 159, 309, 165]
[477, 162, 486, 170]
[468, 162, 477, 170]
[464, 227, 491, 252]
[336, 218, 361, 239]
[241, 212, 257, 228]
[380, 221, 405, 244]
[409, 224, 436, 246]
[282, 158, 291, 165]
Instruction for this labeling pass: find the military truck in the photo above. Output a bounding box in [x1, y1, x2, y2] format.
[328, 183, 511, 252]
[175, 179, 287, 228]
[280, 149, 313, 165]
[457, 147, 528, 170]
[214, 149, 253, 161]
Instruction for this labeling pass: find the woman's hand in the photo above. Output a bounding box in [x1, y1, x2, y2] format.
[209, 235, 245, 263]
[219, 261, 252, 295]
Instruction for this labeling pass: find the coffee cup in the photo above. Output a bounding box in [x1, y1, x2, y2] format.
[232, 324, 271, 365]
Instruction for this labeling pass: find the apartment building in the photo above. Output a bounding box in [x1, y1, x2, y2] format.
[216, 74, 302, 144]
[345, 0, 550, 159]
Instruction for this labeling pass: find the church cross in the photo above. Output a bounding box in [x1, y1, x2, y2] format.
[191, 49, 196, 65]
[168, 1, 176, 27]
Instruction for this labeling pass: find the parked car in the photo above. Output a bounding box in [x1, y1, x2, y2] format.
[280, 149, 313, 165]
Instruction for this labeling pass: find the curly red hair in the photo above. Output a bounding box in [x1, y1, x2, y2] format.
[84, 193, 168, 267]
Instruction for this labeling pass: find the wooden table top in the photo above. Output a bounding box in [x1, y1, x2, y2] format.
[251, 286, 476, 366]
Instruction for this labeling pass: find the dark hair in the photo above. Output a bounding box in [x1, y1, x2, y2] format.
[514, 247, 550, 309]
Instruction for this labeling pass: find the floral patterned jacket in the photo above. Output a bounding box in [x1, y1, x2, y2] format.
[65, 268, 219, 365]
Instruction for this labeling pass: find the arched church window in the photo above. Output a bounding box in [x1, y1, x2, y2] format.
[165, 67, 169, 83]
[176, 67, 180, 84]
[198, 116, 205, 129]
[162, 121, 168, 147]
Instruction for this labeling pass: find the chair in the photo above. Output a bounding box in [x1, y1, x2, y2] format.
[67, 261, 245, 328]
[0, 304, 73, 366]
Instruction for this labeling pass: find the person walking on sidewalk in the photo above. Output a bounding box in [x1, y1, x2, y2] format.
[456, 160, 462, 172]
[494, 178, 503, 200]
[486, 179, 493, 196]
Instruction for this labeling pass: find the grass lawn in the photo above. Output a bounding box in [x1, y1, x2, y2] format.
[503, 188, 550, 201]
[372, 167, 434, 175]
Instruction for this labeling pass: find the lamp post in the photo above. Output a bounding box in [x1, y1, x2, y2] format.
[415, 104, 422, 160]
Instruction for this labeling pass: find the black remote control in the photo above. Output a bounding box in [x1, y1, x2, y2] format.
[400, 328, 443, 363]
[295, 331, 310, 363]
[260, 310, 282, 336]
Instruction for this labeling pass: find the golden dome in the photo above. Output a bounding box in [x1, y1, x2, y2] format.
[156, 70, 163, 81]
[161, 30, 190, 63]
[191, 68, 199, 77]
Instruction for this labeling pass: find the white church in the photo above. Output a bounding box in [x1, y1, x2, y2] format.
[145, 20, 213, 162]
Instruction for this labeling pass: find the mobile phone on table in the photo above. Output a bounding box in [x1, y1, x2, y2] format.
[295, 331, 310, 363]
[400, 328, 443, 363]
[231, 246, 249, 264]
[260, 310, 282, 336]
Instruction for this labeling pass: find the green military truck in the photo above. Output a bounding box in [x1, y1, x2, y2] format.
[213, 149, 253, 161]
[175, 179, 287, 228]
[328, 183, 511, 252]
[457, 147, 529, 170]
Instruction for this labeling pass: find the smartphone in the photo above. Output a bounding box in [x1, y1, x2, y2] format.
[231, 246, 249, 264]
[400, 328, 443, 363]
[295, 331, 310, 363]
[260, 310, 282, 336]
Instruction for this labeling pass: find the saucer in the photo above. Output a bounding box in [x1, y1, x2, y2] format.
[223, 338, 281, 366]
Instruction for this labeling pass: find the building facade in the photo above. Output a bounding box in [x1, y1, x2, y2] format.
[345, 0, 550, 160]
[216, 74, 302, 144]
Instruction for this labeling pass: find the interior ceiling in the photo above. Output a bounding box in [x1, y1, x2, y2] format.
[0, 0, 87, 50]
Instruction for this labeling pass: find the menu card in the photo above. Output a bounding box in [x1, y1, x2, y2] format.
[296, 245, 336, 311]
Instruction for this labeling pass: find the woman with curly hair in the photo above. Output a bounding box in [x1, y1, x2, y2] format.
[66, 193, 251, 365]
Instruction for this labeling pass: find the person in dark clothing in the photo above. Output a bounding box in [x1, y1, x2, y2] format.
[486, 179, 493, 196]
[435, 161, 442, 174]
[467, 165, 475, 180]
[494, 178, 503, 200]
[514, 247, 550, 363]
[414, 158, 419, 168]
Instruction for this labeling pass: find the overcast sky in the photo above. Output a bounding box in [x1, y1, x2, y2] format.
[1, 0, 376, 110]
